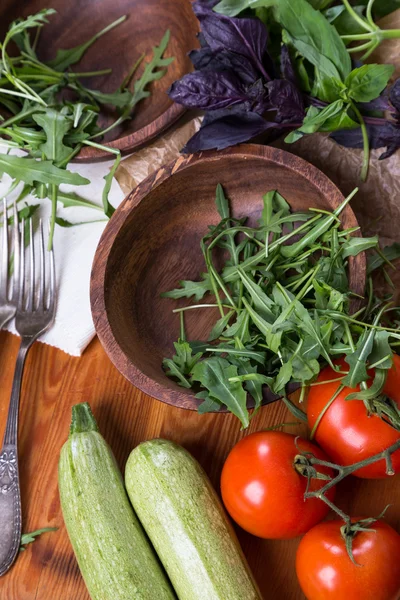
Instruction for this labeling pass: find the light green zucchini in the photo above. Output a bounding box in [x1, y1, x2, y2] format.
[125, 439, 262, 600]
[58, 403, 176, 600]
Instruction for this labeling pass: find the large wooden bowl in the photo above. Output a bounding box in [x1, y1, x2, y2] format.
[0, 0, 198, 160]
[91, 145, 366, 410]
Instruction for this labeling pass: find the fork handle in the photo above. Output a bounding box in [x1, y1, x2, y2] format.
[0, 337, 33, 576]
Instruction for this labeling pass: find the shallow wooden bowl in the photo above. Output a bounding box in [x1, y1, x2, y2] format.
[91, 144, 366, 410]
[0, 0, 198, 160]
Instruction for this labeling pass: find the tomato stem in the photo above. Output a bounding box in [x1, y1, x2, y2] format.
[295, 438, 400, 561]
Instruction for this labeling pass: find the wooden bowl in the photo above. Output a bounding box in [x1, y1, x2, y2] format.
[0, 0, 198, 160]
[91, 144, 366, 410]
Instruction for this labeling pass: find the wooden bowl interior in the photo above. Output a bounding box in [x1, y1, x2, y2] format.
[100, 150, 364, 407]
[0, 0, 197, 158]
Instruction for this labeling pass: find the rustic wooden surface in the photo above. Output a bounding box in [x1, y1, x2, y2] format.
[1, 331, 400, 599]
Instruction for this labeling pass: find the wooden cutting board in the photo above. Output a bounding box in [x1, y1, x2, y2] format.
[1, 330, 400, 599]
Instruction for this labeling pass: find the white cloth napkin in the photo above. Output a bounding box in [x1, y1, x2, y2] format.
[0, 159, 124, 356]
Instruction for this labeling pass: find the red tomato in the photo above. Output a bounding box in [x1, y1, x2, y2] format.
[220, 431, 336, 539]
[307, 355, 400, 479]
[296, 518, 400, 600]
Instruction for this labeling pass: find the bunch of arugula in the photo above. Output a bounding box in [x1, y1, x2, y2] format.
[169, 0, 400, 181]
[162, 184, 400, 428]
[0, 9, 173, 247]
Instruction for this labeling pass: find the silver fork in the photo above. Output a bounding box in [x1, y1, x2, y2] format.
[0, 200, 20, 330]
[0, 218, 56, 576]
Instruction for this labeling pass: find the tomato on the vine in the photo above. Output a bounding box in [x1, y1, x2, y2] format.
[220, 431, 336, 539]
[296, 518, 400, 600]
[307, 354, 400, 478]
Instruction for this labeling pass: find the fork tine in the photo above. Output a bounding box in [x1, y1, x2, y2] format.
[1, 198, 8, 298]
[47, 227, 56, 314]
[26, 219, 34, 310]
[18, 218, 25, 310]
[37, 220, 45, 309]
[12, 201, 20, 303]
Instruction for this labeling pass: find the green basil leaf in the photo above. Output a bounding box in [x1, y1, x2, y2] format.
[324, 5, 366, 38]
[346, 64, 395, 103]
[285, 100, 344, 143]
[192, 357, 249, 427]
[272, 0, 351, 80]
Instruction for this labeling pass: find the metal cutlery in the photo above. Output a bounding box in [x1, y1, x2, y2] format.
[0, 216, 56, 576]
[0, 200, 19, 331]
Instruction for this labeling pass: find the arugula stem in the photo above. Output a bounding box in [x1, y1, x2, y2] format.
[172, 303, 231, 313]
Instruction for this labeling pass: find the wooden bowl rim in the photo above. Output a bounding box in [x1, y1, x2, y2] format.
[75, 103, 186, 162]
[90, 143, 366, 410]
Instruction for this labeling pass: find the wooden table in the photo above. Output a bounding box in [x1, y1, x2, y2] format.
[1, 330, 400, 600]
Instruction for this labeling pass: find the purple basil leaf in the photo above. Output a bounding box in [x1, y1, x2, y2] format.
[182, 110, 273, 153]
[331, 121, 400, 160]
[168, 71, 248, 110]
[193, 5, 271, 81]
[189, 48, 259, 86]
[267, 79, 304, 122]
[280, 45, 297, 85]
[360, 90, 390, 113]
[189, 47, 215, 70]
[246, 79, 270, 114]
[389, 78, 400, 113]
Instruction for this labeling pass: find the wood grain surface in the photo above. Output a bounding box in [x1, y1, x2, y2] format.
[1, 330, 400, 599]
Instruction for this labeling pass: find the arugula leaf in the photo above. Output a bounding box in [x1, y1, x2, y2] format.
[47, 16, 127, 71]
[208, 310, 235, 341]
[368, 330, 393, 370]
[341, 235, 378, 258]
[343, 329, 375, 387]
[196, 391, 222, 413]
[20, 527, 58, 552]
[368, 243, 400, 274]
[0, 155, 89, 187]
[273, 360, 293, 393]
[57, 191, 102, 211]
[161, 274, 212, 301]
[345, 64, 395, 103]
[192, 357, 249, 427]
[133, 30, 174, 104]
[102, 152, 120, 218]
[215, 183, 230, 219]
[32, 109, 73, 162]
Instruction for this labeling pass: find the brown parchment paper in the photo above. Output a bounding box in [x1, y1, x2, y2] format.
[115, 10, 400, 291]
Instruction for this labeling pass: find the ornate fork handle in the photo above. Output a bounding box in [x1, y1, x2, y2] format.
[0, 337, 33, 576]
